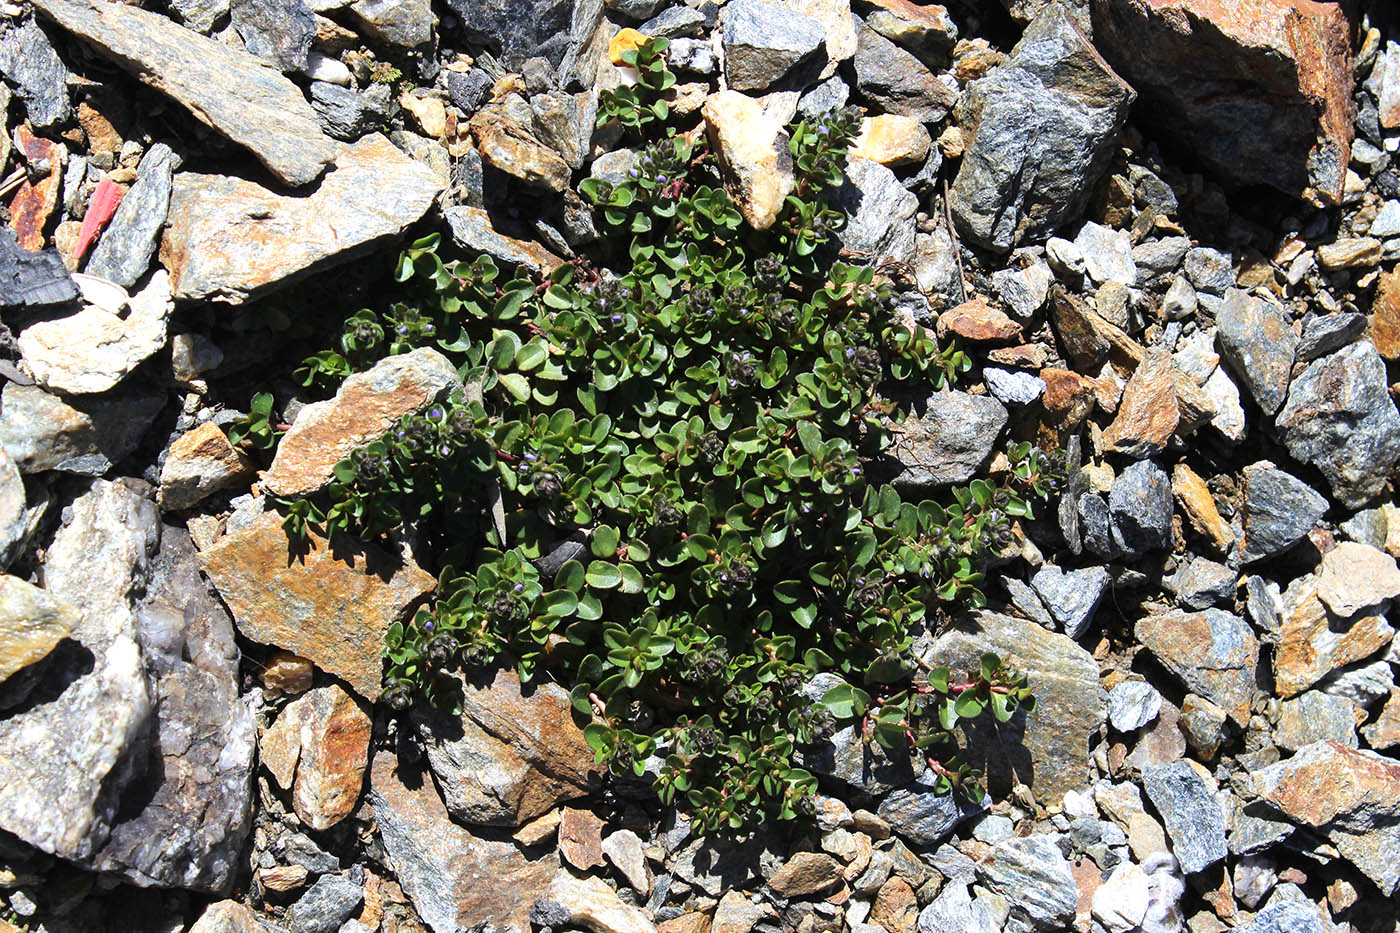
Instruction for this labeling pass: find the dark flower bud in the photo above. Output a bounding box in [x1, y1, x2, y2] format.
[382, 682, 413, 711]
[532, 471, 562, 499]
[425, 633, 457, 668]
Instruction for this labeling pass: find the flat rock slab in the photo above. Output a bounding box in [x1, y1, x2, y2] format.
[1134, 608, 1258, 726]
[887, 391, 1007, 489]
[262, 347, 461, 498]
[261, 684, 371, 830]
[0, 576, 78, 684]
[161, 134, 442, 304]
[1141, 761, 1227, 874]
[368, 751, 555, 933]
[920, 610, 1104, 802]
[0, 381, 164, 476]
[32, 0, 339, 187]
[1275, 577, 1394, 698]
[1250, 740, 1400, 896]
[198, 510, 435, 700]
[1093, 0, 1354, 201]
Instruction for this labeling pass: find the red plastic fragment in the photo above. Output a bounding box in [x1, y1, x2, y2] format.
[74, 177, 125, 263]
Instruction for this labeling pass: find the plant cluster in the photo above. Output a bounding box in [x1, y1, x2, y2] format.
[280, 68, 1060, 831]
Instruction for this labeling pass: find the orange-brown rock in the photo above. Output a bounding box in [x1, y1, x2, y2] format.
[260, 649, 315, 697]
[558, 807, 606, 870]
[849, 115, 932, 167]
[260, 684, 372, 830]
[1102, 349, 1179, 458]
[198, 511, 435, 700]
[1275, 579, 1395, 698]
[658, 914, 712, 933]
[767, 852, 844, 899]
[157, 422, 254, 510]
[1135, 609, 1257, 726]
[188, 900, 284, 932]
[936, 297, 1022, 344]
[261, 347, 460, 498]
[8, 128, 66, 251]
[1171, 463, 1234, 552]
[1040, 368, 1097, 430]
[1362, 688, 1400, 750]
[870, 876, 918, 933]
[1093, 0, 1354, 202]
[76, 100, 122, 156]
[1372, 266, 1400, 361]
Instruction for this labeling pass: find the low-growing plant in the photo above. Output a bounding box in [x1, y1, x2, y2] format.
[597, 35, 676, 130]
[280, 75, 1060, 831]
[227, 391, 282, 453]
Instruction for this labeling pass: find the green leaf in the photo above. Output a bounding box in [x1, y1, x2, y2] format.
[821, 683, 871, 719]
[498, 372, 531, 402]
[585, 561, 622, 589]
[591, 525, 620, 557]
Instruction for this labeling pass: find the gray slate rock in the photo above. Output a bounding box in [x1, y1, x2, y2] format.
[1232, 895, 1329, 933]
[975, 834, 1077, 931]
[1183, 246, 1234, 295]
[1078, 491, 1115, 558]
[0, 448, 32, 572]
[918, 883, 999, 933]
[445, 206, 561, 274]
[445, 0, 603, 72]
[1275, 341, 1400, 509]
[1168, 557, 1236, 610]
[950, 5, 1133, 252]
[169, 0, 228, 32]
[1239, 462, 1328, 564]
[86, 143, 181, 288]
[230, 0, 315, 72]
[983, 367, 1045, 406]
[310, 82, 393, 140]
[448, 68, 494, 114]
[1030, 564, 1109, 639]
[721, 0, 824, 92]
[1135, 608, 1258, 727]
[853, 23, 954, 124]
[0, 382, 164, 475]
[1216, 288, 1296, 416]
[1106, 680, 1163, 732]
[1296, 312, 1365, 362]
[640, 2, 712, 38]
[33, 0, 339, 187]
[531, 89, 595, 169]
[1274, 691, 1357, 752]
[877, 773, 987, 846]
[1142, 761, 1227, 874]
[87, 527, 255, 893]
[1109, 460, 1172, 557]
[797, 74, 849, 120]
[287, 872, 364, 933]
[0, 480, 157, 862]
[888, 391, 1006, 490]
[348, 0, 434, 49]
[835, 156, 918, 266]
[0, 17, 72, 129]
[0, 227, 78, 309]
[1003, 576, 1056, 629]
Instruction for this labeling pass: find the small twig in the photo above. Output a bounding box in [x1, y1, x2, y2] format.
[941, 179, 967, 306]
[0, 167, 28, 198]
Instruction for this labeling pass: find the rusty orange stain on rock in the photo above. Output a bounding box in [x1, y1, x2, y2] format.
[8, 127, 67, 251]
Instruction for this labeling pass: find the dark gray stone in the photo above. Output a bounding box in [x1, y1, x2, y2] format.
[274, 831, 340, 875]
[1275, 341, 1400, 509]
[169, 0, 228, 33]
[287, 872, 363, 933]
[721, 0, 824, 92]
[1142, 761, 1227, 874]
[85, 143, 180, 288]
[445, 0, 603, 72]
[0, 382, 164, 476]
[853, 23, 954, 124]
[87, 528, 255, 893]
[1183, 246, 1234, 295]
[0, 17, 72, 129]
[1167, 557, 1235, 610]
[877, 773, 986, 846]
[1003, 576, 1055, 629]
[1216, 288, 1297, 416]
[640, 3, 711, 38]
[310, 82, 392, 141]
[1130, 236, 1190, 276]
[604, 0, 663, 19]
[230, 0, 315, 72]
[835, 156, 918, 265]
[949, 5, 1133, 252]
[447, 68, 494, 114]
[348, 0, 434, 49]
[1109, 460, 1172, 557]
[0, 227, 77, 309]
[974, 835, 1077, 930]
[1030, 564, 1109, 639]
[1078, 491, 1115, 558]
[1238, 462, 1328, 565]
[531, 89, 594, 168]
[1296, 312, 1366, 362]
[887, 391, 1007, 490]
[1231, 895, 1328, 933]
[800, 674, 916, 794]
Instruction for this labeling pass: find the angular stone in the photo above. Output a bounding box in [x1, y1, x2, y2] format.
[1297, 312, 1366, 362]
[7, 127, 66, 252]
[936, 298, 1021, 344]
[721, 0, 825, 92]
[1315, 542, 1400, 619]
[877, 774, 986, 846]
[471, 104, 571, 191]
[444, 205, 564, 275]
[414, 667, 600, 827]
[834, 156, 918, 266]
[229, 0, 315, 71]
[1102, 349, 1180, 458]
[263, 348, 460, 497]
[0, 451, 33, 573]
[262, 685, 371, 830]
[853, 22, 955, 124]
[974, 834, 1077, 930]
[161, 134, 442, 303]
[1094, 782, 1169, 860]
[602, 829, 650, 894]
[1317, 235, 1383, 268]
[1275, 341, 1400, 509]
[0, 480, 156, 861]
[1076, 221, 1137, 286]
[287, 871, 362, 933]
[888, 391, 1006, 490]
[33, 0, 338, 186]
[158, 422, 254, 511]
[918, 882, 999, 933]
[558, 807, 605, 870]
[369, 751, 555, 933]
[188, 901, 283, 933]
[1092, 0, 1354, 201]
[982, 368, 1045, 406]
[18, 270, 171, 395]
[1108, 459, 1172, 557]
[1168, 557, 1235, 611]
[922, 611, 1104, 801]
[1371, 266, 1400, 361]
[349, 0, 434, 49]
[1135, 609, 1258, 725]
[310, 82, 392, 141]
[85, 143, 180, 288]
[531, 89, 594, 169]
[533, 870, 656, 933]
[1238, 462, 1328, 565]
[1106, 680, 1163, 732]
[1142, 761, 1227, 874]
[0, 577, 78, 684]
[1274, 690, 1356, 752]
[1361, 688, 1400, 750]
[0, 17, 71, 129]
[87, 527, 255, 892]
[951, 6, 1132, 252]
[1216, 288, 1296, 416]
[862, 0, 957, 67]
[849, 114, 932, 167]
[0, 382, 164, 476]
[1124, 696, 1186, 775]
[1179, 694, 1228, 761]
[198, 510, 435, 700]
[1275, 577, 1394, 699]
[0, 227, 78, 309]
[870, 876, 918, 933]
[1031, 564, 1109, 640]
[1250, 741, 1400, 895]
[767, 852, 843, 898]
[702, 91, 795, 232]
[443, 0, 601, 71]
